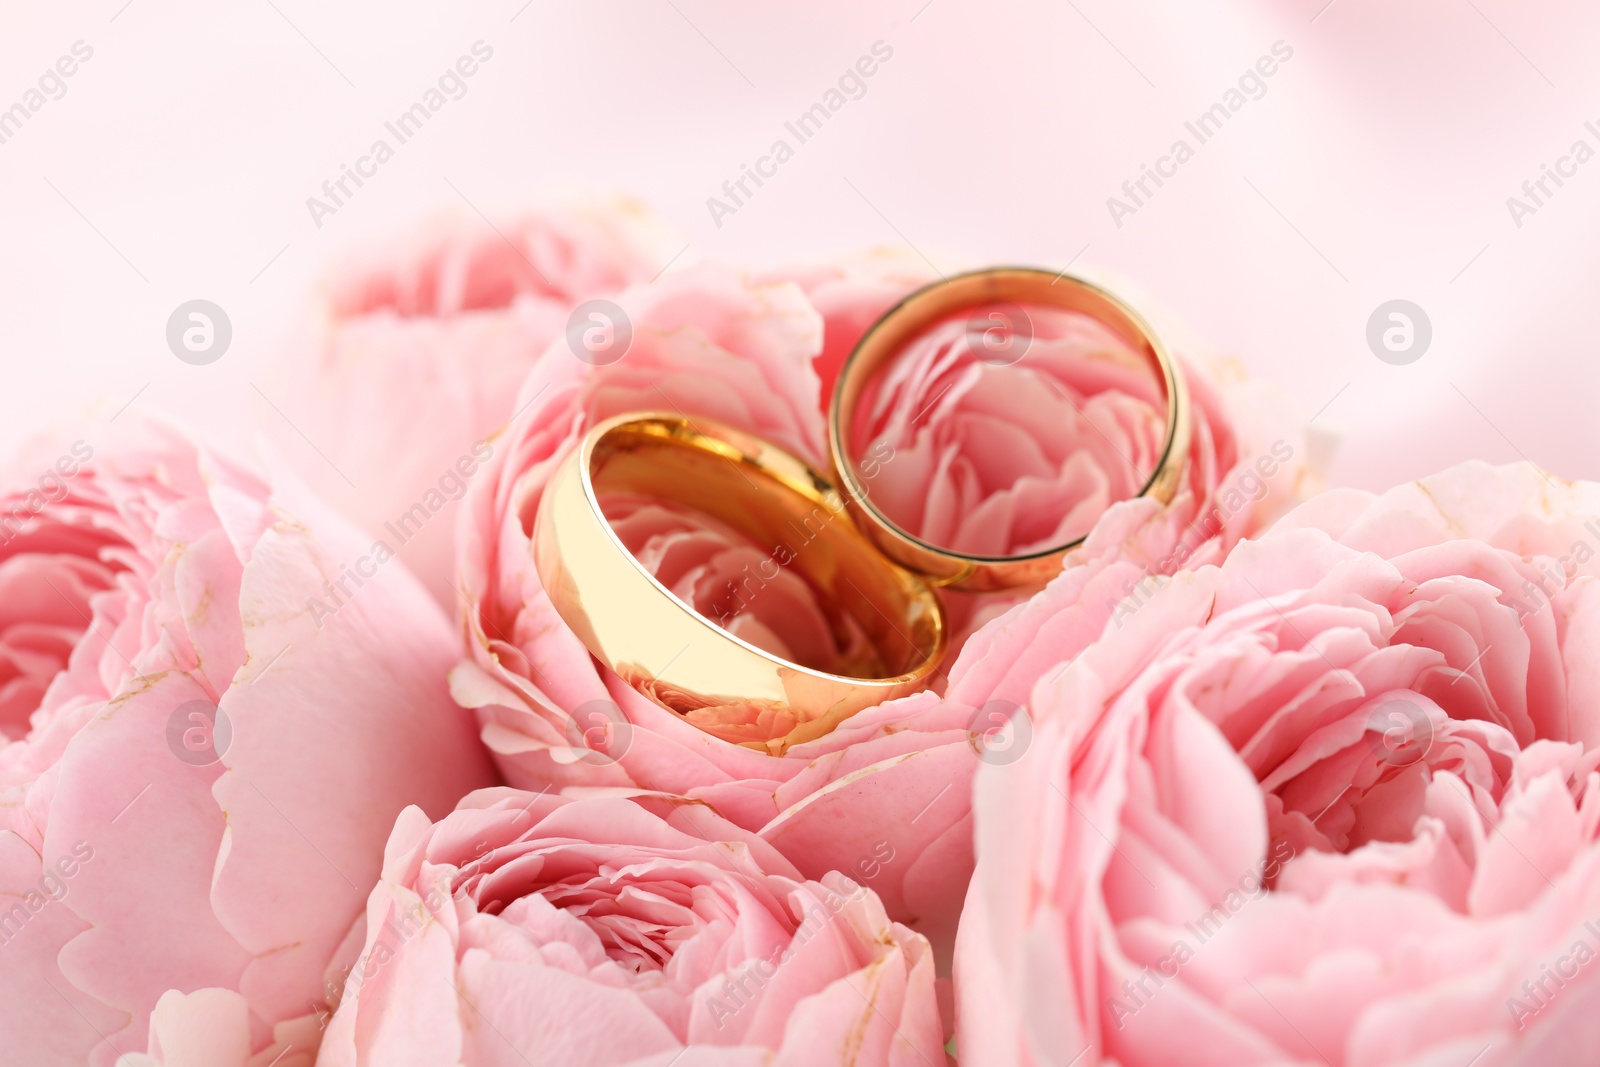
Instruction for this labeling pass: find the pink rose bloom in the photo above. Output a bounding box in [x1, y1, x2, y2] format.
[453, 259, 1306, 963]
[768, 256, 1313, 644]
[315, 789, 946, 1066]
[0, 420, 495, 1066]
[959, 461, 1600, 1066]
[757, 247, 938, 403]
[115, 989, 316, 1067]
[846, 307, 1172, 556]
[278, 200, 671, 606]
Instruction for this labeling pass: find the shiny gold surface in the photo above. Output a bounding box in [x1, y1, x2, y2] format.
[828, 267, 1192, 592]
[533, 413, 947, 754]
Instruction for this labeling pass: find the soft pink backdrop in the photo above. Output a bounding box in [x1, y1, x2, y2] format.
[2, 0, 1597, 507]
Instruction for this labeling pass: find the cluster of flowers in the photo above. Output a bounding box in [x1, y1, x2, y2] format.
[4, 201, 1596, 1067]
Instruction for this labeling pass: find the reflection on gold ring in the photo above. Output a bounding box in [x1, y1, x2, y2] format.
[533, 413, 947, 755]
[829, 267, 1192, 591]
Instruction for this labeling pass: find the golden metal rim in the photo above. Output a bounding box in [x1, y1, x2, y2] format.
[827, 266, 1191, 587]
[571, 413, 947, 689]
[532, 412, 949, 753]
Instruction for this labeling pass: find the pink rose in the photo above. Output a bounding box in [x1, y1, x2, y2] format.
[845, 306, 1162, 556]
[276, 200, 671, 606]
[452, 259, 1305, 963]
[959, 461, 1600, 1066]
[315, 789, 946, 1066]
[757, 247, 938, 403]
[0, 419, 495, 1066]
[114, 989, 317, 1067]
[771, 257, 1314, 645]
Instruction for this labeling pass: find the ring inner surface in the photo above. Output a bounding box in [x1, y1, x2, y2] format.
[590, 420, 941, 682]
[835, 269, 1176, 563]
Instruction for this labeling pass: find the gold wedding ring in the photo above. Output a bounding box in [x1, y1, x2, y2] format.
[828, 268, 1192, 592]
[533, 414, 947, 755]
[535, 269, 1191, 746]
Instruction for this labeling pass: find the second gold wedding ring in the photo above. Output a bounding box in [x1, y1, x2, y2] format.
[829, 268, 1192, 592]
[534, 269, 1192, 745]
[533, 414, 947, 755]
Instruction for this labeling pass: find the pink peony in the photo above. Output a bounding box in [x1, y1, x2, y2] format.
[958, 461, 1600, 1066]
[845, 305, 1166, 557]
[756, 247, 938, 404]
[315, 789, 946, 1066]
[0, 419, 495, 1066]
[114, 989, 314, 1067]
[276, 200, 672, 607]
[452, 257, 1307, 964]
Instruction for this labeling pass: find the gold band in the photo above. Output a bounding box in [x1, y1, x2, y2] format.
[828, 267, 1192, 592]
[533, 414, 947, 754]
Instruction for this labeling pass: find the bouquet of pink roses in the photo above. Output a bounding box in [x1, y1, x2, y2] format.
[4, 201, 1593, 1067]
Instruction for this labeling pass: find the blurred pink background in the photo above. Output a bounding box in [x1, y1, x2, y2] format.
[3, 0, 1598, 503]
